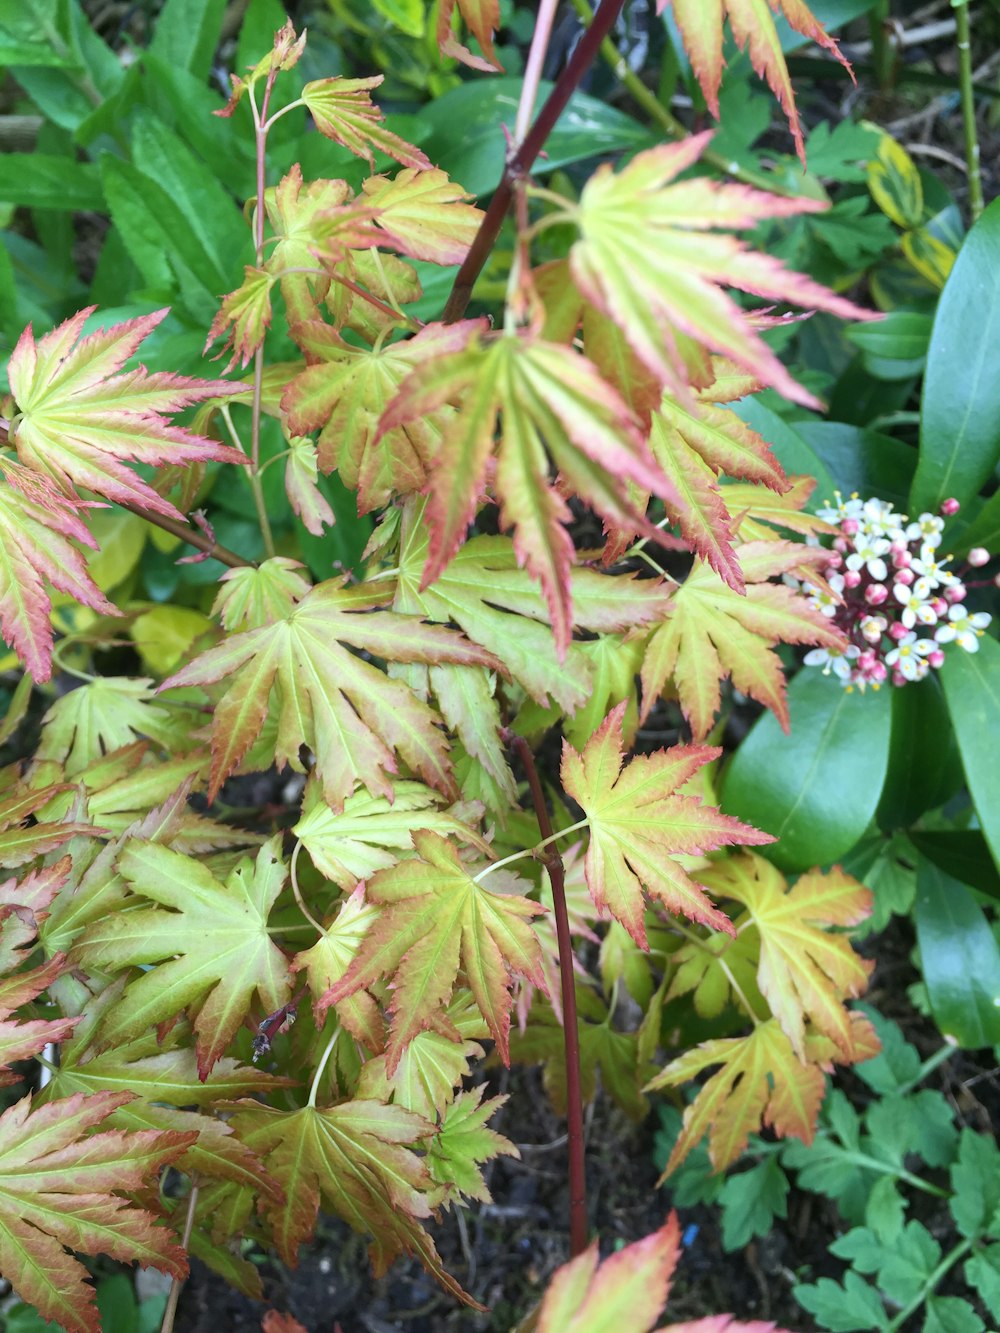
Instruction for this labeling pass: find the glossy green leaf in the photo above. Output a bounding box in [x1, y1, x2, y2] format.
[149, 0, 226, 83]
[911, 196, 1000, 512]
[909, 831, 1000, 903]
[940, 635, 1000, 874]
[845, 311, 932, 361]
[950, 488, 1000, 559]
[721, 669, 892, 872]
[876, 674, 964, 830]
[793, 421, 915, 512]
[915, 859, 1000, 1048]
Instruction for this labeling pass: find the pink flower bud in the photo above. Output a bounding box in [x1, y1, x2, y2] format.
[858, 650, 876, 670]
[824, 553, 843, 571]
[869, 661, 888, 683]
[833, 537, 849, 554]
[843, 569, 862, 589]
[889, 621, 909, 640]
[968, 548, 990, 568]
[892, 670, 906, 687]
[892, 549, 912, 569]
[941, 498, 960, 516]
[865, 583, 888, 606]
[944, 584, 965, 604]
[927, 649, 945, 669]
[841, 518, 859, 537]
[895, 568, 915, 586]
[931, 596, 948, 616]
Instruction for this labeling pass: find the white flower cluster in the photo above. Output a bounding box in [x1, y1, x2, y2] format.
[799, 493, 993, 690]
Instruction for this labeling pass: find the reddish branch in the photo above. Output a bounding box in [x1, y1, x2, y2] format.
[508, 733, 588, 1257]
[117, 500, 254, 570]
[442, 0, 629, 325]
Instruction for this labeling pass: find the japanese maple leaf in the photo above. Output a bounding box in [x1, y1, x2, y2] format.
[293, 884, 384, 1051]
[561, 704, 771, 948]
[437, 0, 502, 71]
[212, 557, 313, 632]
[361, 168, 484, 265]
[36, 676, 199, 775]
[225, 1098, 480, 1307]
[639, 540, 848, 740]
[302, 76, 430, 170]
[568, 135, 872, 407]
[0, 954, 77, 1087]
[7, 307, 244, 517]
[283, 319, 477, 512]
[662, 0, 852, 162]
[0, 459, 117, 682]
[322, 829, 546, 1072]
[0, 781, 96, 867]
[705, 854, 874, 1060]
[648, 1019, 825, 1173]
[379, 331, 678, 655]
[425, 1086, 516, 1206]
[0, 1088, 193, 1333]
[70, 838, 291, 1077]
[162, 575, 502, 809]
[203, 265, 275, 372]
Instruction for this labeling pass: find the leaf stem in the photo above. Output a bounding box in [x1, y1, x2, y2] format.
[508, 734, 588, 1257]
[160, 1180, 199, 1333]
[247, 81, 278, 559]
[291, 841, 324, 936]
[442, 0, 629, 324]
[953, 0, 984, 222]
[895, 1040, 955, 1097]
[219, 404, 275, 561]
[472, 818, 590, 883]
[116, 499, 254, 569]
[884, 1236, 973, 1332]
[308, 1027, 341, 1108]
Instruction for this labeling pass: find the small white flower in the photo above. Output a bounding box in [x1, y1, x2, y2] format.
[804, 643, 860, 681]
[816, 491, 864, 523]
[860, 614, 888, 644]
[935, 605, 993, 652]
[906, 513, 945, 548]
[860, 498, 899, 537]
[893, 577, 938, 630]
[846, 535, 890, 582]
[910, 544, 954, 589]
[885, 632, 936, 681]
[803, 573, 845, 618]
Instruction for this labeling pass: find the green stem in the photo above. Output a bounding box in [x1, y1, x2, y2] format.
[954, 0, 984, 222]
[247, 81, 278, 559]
[885, 1237, 974, 1332]
[896, 1041, 956, 1097]
[159, 1181, 199, 1333]
[567, 0, 798, 197]
[308, 1028, 341, 1108]
[828, 1146, 951, 1198]
[219, 405, 276, 560]
[868, 0, 895, 91]
[472, 818, 591, 883]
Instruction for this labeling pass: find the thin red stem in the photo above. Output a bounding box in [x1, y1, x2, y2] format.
[117, 500, 253, 569]
[508, 734, 588, 1257]
[442, 0, 628, 325]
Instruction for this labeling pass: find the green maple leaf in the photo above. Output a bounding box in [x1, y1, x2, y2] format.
[203, 265, 275, 372]
[664, 0, 852, 161]
[283, 320, 475, 512]
[226, 1098, 480, 1307]
[7, 307, 243, 517]
[648, 1019, 826, 1173]
[426, 1086, 517, 1205]
[0, 859, 74, 976]
[302, 76, 430, 170]
[294, 778, 489, 891]
[568, 136, 870, 406]
[0, 780, 96, 867]
[639, 540, 848, 740]
[437, 0, 502, 71]
[212, 558, 313, 632]
[706, 854, 875, 1060]
[70, 838, 291, 1077]
[283, 436, 333, 536]
[0, 953, 77, 1087]
[322, 828, 546, 1071]
[0, 1088, 193, 1333]
[162, 573, 501, 810]
[561, 703, 771, 948]
[361, 168, 484, 265]
[727, 475, 840, 544]
[214, 19, 306, 118]
[379, 330, 677, 654]
[293, 884, 385, 1051]
[36, 677, 200, 775]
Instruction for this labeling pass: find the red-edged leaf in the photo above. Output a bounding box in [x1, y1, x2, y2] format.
[437, 0, 503, 71]
[561, 704, 772, 948]
[569, 136, 872, 407]
[7, 308, 244, 518]
[361, 168, 483, 265]
[204, 266, 275, 372]
[662, 0, 852, 161]
[322, 829, 546, 1071]
[302, 76, 430, 170]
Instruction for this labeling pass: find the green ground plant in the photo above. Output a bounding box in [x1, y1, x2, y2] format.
[0, 2, 998, 1330]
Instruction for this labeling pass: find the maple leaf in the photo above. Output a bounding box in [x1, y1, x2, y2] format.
[302, 76, 430, 170]
[437, 0, 502, 71]
[0, 953, 78, 1086]
[36, 677, 200, 775]
[662, 0, 852, 161]
[561, 704, 771, 948]
[727, 475, 839, 544]
[0, 782, 96, 867]
[293, 884, 384, 1050]
[204, 265, 275, 372]
[0, 1088, 194, 1333]
[639, 541, 848, 740]
[212, 557, 313, 632]
[379, 330, 679, 655]
[361, 169, 484, 265]
[567, 135, 871, 407]
[283, 436, 334, 536]
[0, 459, 117, 682]
[294, 778, 489, 891]
[426, 1086, 517, 1206]
[7, 307, 244, 517]
[225, 1098, 481, 1307]
[162, 576, 502, 809]
[705, 854, 874, 1059]
[322, 829, 546, 1071]
[647, 1019, 825, 1173]
[283, 320, 477, 512]
[70, 838, 291, 1077]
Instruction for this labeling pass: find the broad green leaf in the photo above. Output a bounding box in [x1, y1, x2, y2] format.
[915, 859, 1000, 1049]
[940, 635, 1000, 874]
[71, 839, 291, 1076]
[867, 134, 923, 228]
[876, 674, 964, 830]
[149, 0, 226, 82]
[731, 397, 837, 498]
[0, 1090, 191, 1333]
[163, 573, 501, 809]
[722, 668, 892, 872]
[911, 196, 1000, 512]
[718, 1156, 790, 1251]
[321, 829, 545, 1069]
[950, 1128, 1000, 1240]
[561, 703, 771, 948]
[0, 153, 103, 210]
[130, 605, 214, 676]
[909, 831, 1000, 902]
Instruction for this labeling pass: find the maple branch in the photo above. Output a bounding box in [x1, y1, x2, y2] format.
[247, 79, 278, 559]
[116, 501, 254, 569]
[441, 0, 628, 325]
[507, 733, 588, 1258]
[160, 1180, 199, 1333]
